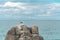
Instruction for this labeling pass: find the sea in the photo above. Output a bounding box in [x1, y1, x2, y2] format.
[0, 20, 60, 40]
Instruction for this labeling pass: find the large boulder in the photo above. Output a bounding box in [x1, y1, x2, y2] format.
[5, 25, 44, 40]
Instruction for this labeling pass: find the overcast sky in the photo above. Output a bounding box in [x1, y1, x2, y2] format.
[0, 0, 60, 20]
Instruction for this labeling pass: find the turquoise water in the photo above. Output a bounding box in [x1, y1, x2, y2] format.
[0, 20, 60, 40]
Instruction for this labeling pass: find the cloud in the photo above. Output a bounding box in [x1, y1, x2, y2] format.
[37, 3, 60, 16]
[0, 2, 60, 20]
[3, 2, 27, 9]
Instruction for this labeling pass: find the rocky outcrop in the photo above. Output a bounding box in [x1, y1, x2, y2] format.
[5, 23, 44, 40]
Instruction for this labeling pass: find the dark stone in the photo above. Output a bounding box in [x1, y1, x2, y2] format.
[5, 27, 17, 40]
[39, 36, 44, 40]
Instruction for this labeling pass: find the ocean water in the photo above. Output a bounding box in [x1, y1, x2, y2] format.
[0, 20, 60, 40]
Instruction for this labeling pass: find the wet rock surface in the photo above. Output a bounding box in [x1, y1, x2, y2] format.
[5, 23, 44, 40]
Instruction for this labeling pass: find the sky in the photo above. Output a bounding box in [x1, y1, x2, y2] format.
[0, 0, 60, 20]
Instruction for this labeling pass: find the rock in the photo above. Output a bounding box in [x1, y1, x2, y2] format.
[5, 23, 44, 40]
[39, 36, 44, 40]
[32, 26, 38, 34]
[5, 27, 17, 40]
